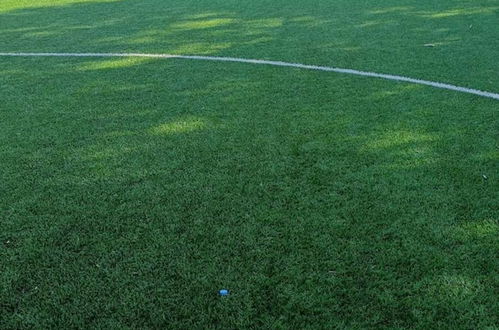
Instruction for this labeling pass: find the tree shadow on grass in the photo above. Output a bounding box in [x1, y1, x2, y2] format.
[0, 53, 497, 328]
[0, 0, 498, 89]
[1, 0, 498, 329]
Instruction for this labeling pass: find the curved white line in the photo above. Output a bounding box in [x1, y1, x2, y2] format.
[1, 52, 498, 100]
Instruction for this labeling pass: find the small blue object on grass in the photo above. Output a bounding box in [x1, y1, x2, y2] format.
[219, 289, 229, 296]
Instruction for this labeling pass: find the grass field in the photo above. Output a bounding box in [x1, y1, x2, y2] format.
[1, 0, 498, 328]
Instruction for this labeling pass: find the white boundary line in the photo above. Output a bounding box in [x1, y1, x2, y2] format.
[1, 52, 498, 100]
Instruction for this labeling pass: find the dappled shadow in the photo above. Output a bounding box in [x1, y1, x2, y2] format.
[0, 51, 497, 327]
[0, 0, 498, 90]
[1, 0, 498, 327]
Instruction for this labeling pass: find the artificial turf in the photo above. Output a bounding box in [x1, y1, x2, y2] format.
[1, 0, 498, 328]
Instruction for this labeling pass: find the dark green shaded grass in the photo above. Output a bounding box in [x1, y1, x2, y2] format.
[1, 0, 499, 328]
[1, 56, 498, 329]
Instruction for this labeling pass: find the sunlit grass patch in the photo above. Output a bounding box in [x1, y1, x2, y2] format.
[0, 0, 121, 13]
[150, 117, 207, 136]
[171, 18, 236, 30]
[77, 57, 150, 71]
[418, 6, 499, 19]
[454, 219, 499, 240]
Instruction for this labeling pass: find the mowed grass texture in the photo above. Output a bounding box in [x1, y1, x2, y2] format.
[1, 0, 498, 328]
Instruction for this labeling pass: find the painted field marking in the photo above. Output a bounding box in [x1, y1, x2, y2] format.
[0, 52, 498, 100]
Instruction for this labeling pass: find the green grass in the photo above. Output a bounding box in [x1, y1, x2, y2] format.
[1, 0, 498, 328]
